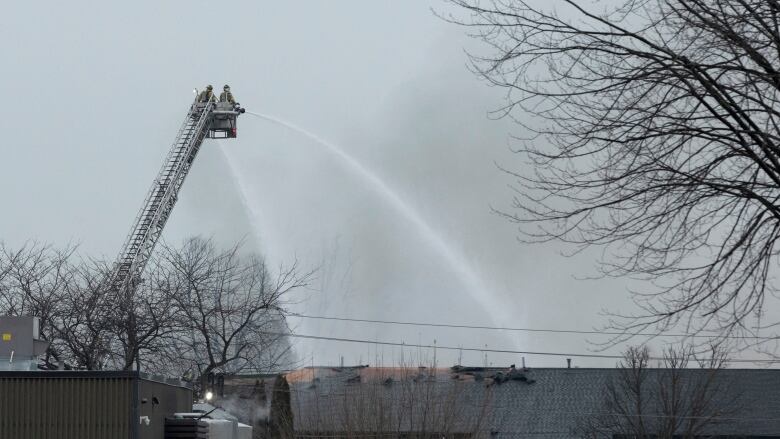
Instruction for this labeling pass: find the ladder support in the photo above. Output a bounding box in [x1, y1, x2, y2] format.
[109, 100, 216, 292]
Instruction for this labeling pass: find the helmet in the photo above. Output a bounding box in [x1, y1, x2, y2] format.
[223, 84, 230, 90]
[206, 85, 213, 90]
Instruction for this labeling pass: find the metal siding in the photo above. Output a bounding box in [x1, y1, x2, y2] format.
[138, 379, 193, 439]
[0, 375, 133, 439]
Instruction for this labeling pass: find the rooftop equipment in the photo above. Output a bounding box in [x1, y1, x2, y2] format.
[173, 404, 253, 439]
[0, 316, 49, 371]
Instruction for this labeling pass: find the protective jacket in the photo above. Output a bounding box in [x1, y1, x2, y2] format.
[198, 90, 215, 103]
[219, 91, 235, 104]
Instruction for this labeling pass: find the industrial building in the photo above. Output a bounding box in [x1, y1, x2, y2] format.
[0, 316, 251, 439]
[220, 365, 780, 438]
[0, 370, 192, 439]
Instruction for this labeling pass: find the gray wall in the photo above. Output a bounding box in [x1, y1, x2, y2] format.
[138, 377, 193, 439]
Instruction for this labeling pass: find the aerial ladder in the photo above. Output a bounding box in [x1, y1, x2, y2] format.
[109, 94, 245, 293]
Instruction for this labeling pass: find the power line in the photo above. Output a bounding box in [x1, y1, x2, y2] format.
[289, 313, 773, 340]
[264, 331, 780, 364]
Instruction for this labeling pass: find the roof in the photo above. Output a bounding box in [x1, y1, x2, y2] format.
[284, 366, 780, 438]
[0, 370, 192, 389]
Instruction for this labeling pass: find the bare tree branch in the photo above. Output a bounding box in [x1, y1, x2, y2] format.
[448, 0, 780, 343]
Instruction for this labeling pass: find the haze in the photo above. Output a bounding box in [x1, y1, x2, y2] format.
[1, 1, 642, 368]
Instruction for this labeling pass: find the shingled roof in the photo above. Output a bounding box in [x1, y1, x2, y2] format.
[284, 366, 780, 438]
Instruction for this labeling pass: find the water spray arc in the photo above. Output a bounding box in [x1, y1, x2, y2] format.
[218, 142, 271, 258]
[241, 111, 515, 335]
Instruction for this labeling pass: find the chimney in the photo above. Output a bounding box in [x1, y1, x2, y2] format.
[521, 357, 526, 369]
[566, 358, 572, 369]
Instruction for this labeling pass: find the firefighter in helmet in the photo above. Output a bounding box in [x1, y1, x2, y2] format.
[219, 84, 236, 104]
[198, 85, 216, 103]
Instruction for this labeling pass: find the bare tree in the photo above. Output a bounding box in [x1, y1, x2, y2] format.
[0, 246, 10, 289]
[577, 344, 738, 438]
[0, 237, 307, 375]
[448, 0, 780, 340]
[53, 261, 115, 370]
[0, 245, 128, 370]
[159, 237, 309, 392]
[0, 242, 74, 368]
[108, 257, 180, 372]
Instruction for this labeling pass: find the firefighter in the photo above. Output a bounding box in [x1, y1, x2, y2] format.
[219, 84, 236, 104]
[198, 85, 216, 102]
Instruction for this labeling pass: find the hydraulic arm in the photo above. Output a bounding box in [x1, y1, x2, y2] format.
[110, 97, 243, 292]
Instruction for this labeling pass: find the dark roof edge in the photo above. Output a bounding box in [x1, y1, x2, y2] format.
[514, 367, 780, 372]
[0, 370, 192, 388]
[0, 370, 140, 379]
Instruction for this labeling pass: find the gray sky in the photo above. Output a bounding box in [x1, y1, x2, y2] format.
[1, 0, 668, 368]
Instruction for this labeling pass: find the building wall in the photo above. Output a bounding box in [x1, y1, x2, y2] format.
[0, 372, 134, 439]
[138, 377, 193, 439]
[0, 371, 192, 439]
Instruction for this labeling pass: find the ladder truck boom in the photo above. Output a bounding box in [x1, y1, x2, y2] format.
[110, 98, 244, 292]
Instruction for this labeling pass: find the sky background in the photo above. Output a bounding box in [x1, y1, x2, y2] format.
[0, 0, 731, 368]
